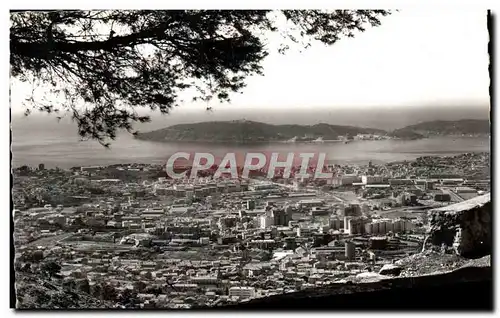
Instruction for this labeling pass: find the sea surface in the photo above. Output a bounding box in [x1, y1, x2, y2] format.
[11, 121, 490, 169]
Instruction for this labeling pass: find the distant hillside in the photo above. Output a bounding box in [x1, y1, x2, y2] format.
[135, 120, 387, 143]
[389, 129, 425, 140]
[390, 119, 490, 138]
[134, 119, 490, 143]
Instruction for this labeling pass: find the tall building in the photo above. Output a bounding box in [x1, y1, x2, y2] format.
[401, 220, 416, 233]
[344, 204, 362, 217]
[246, 200, 256, 210]
[425, 181, 435, 190]
[329, 218, 344, 230]
[345, 241, 355, 260]
[344, 216, 351, 233]
[285, 204, 294, 220]
[392, 220, 402, 233]
[270, 226, 278, 238]
[364, 222, 374, 234]
[260, 215, 273, 229]
[345, 217, 367, 235]
[271, 208, 290, 226]
[284, 237, 297, 250]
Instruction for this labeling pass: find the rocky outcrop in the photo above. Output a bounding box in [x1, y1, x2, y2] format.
[424, 193, 491, 259]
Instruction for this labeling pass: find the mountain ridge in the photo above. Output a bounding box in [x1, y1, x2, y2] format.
[391, 119, 490, 139]
[134, 119, 490, 143]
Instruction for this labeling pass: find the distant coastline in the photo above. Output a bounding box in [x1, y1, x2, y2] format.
[134, 119, 490, 144]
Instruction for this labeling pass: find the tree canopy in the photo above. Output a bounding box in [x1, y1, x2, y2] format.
[10, 10, 391, 146]
[40, 261, 61, 278]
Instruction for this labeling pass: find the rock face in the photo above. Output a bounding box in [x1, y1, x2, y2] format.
[424, 193, 491, 259]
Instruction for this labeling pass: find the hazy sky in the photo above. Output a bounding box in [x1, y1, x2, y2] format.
[10, 8, 490, 115]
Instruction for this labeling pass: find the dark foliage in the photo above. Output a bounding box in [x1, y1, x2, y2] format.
[10, 10, 391, 146]
[117, 288, 138, 307]
[40, 261, 61, 278]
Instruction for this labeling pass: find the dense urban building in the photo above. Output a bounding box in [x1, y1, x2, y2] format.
[13, 152, 490, 308]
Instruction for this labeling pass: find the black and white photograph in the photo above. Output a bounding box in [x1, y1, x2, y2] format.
[9, 4, 493, 311]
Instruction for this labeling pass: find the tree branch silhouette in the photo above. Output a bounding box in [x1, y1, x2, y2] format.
[10, 10, 391, 146]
